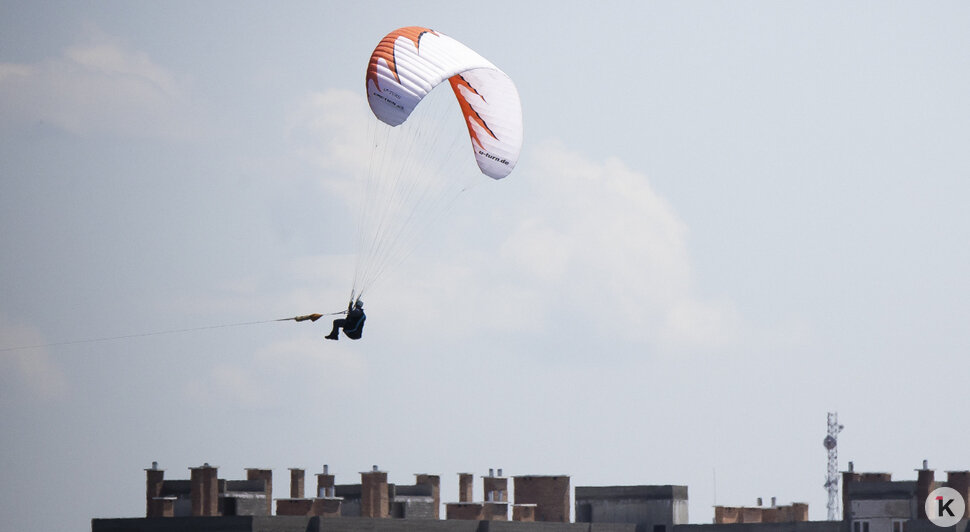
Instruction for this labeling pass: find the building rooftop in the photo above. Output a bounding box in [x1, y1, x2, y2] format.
[576, 485, 689, 501]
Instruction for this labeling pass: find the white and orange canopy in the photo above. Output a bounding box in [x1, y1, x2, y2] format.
[365, 26, 523, 179]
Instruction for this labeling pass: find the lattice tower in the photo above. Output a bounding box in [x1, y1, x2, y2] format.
[823, 412, 845, 521]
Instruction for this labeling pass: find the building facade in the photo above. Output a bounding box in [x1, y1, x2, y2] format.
[575, 485, 688, 532]
[843, 461, 970, 532]
[93, 460, 970, 532]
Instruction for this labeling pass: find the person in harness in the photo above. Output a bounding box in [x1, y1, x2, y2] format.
[324, 299, 365, 340]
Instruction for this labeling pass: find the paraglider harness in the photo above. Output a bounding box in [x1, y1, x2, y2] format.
[321, 298, 365, 341]
[342, 300, 366, 340]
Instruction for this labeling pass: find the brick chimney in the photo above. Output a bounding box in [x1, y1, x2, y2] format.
[317, 464, 336, 498]
[458, 473, 474, 503]
[246, 468, 273, 516]
[946, 471, 970, 519]
[189, 463, 219, 516]
[916, 461, 936, 519]
[145, 462, 164, 517]
[360, 466, 389, 518]
[289, 468, 305, 499]
[484, 468, 508, 502]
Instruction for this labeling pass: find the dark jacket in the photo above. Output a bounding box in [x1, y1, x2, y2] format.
[343, 308, 366, 339]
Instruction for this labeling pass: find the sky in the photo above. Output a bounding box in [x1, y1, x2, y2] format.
[2, 1, 969, 531]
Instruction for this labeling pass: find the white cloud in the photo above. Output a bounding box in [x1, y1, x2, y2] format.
[0, 36, 198, 139]
[289, 90, 372, 174]
[286, 90, 372, 204]
[495, 139, 743, 351]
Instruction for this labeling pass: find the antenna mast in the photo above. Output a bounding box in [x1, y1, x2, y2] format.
[823, 412, 845, 520]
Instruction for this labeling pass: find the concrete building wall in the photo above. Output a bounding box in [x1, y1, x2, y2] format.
[906, 518, 970, 532]
[844, 471, 862, 521]
[847, 497, 912, 532]
[247, 469, 274, 516]
[340, 499, 362, 518]
[173, 495, 193, 517]
[575, 485, 688, 528]
[221, 480, 271, 516]
[844, 480, 917, 522]
[852, 517, 905, 532]
[579, 498, 681, 526]
[672, 499, 689, 525]
[415, 474, 441, 519]
[850, 499, 911, 520]
[335, 485, 363, 517]
[392, 496, 436, 519]
[223, 495, 270, 516]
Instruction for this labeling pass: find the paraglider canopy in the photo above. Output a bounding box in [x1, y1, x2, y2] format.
[349, 26, 523, 301]
[365, 26, 523, 179]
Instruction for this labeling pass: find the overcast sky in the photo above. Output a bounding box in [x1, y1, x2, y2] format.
[2, 2, 969, 531]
